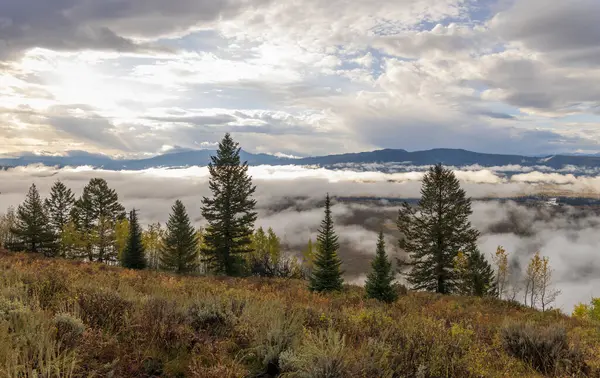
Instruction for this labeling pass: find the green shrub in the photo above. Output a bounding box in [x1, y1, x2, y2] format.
[187, 299, 236, 335]
[243, 308, 303, 375]
[380, 315, 476, 377]
[280, 328, 348, 378]
[501, 322, 588, 375]
[0, 306, 78, 376]
[0, 284, 26, 302]
[0, 297, 26, 322]
[53, 313, 85, 350]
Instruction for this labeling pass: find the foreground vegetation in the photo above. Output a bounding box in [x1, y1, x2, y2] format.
[1, 252, 599, 378]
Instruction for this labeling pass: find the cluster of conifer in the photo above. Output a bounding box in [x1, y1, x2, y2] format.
[2, 133, 502, 303]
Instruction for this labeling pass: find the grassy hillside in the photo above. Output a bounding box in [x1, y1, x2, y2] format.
[0, 252, 599, 377]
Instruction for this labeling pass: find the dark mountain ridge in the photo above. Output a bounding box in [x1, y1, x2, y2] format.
[2, 148, 600, 170]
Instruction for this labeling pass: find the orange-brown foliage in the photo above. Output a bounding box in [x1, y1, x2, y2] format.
[0, 251, 598, 377]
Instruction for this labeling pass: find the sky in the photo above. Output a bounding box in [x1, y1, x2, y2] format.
[1, 0, 600, 158]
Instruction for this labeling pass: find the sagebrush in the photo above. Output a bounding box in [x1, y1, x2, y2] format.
[0, 252, 599, 377]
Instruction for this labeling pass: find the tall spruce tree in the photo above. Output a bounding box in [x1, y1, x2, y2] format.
[121, 209, 146, 269]
[397, 164, 479, 294]
[365, 231, 398, 303]
[466, 249, 497, 297]
[201, 133, 257, 276]
[71, 178, 125, 262]
[160, 200, 199, 274]
[309, 194, 344, 292]
[44, 180, 75, 257]
[10, 184, 56, 255]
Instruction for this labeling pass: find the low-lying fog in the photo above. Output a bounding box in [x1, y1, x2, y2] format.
[2, 164, 600, 312]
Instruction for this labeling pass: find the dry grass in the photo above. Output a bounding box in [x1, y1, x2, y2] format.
[0, 251, 599, 377]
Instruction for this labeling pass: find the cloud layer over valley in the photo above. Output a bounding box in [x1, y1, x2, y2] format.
[2, 164, 600, 311]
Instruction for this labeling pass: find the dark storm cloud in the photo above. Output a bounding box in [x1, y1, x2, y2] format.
[0, 0, 266, 60]
[0, 0, 148, 60]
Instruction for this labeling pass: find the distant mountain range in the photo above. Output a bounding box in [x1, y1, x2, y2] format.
[3, 148, 600, 171]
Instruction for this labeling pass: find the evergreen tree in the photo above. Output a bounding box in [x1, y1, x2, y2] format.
[160, 200, 199, 274]
[365, 231, 398, 303]
[201, 133, 257, 276]
[309, 194, 344, 292]
[121, 209, 146, 269]
[397, 164, 479, 294]
[71, 178, 125, 262]
[10, 184, 56, 255]
[44, 180, 75, 256]
[467, 249, 497, 297]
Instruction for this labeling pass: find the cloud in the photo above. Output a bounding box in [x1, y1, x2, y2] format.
[374, 23, 490, 59]
[474, 201, 600, 311]
[490, 0, 600, 67]
[48, 114, 131, 152]
[476, 52, 600, 114]
[146, 114, 237, 126]
[479, 111, 515, 120]
[221, 0, 471, 52]
[322, 94, 585, 155]
[2, 0, 600, 159]
[0, 0, 261, 60]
